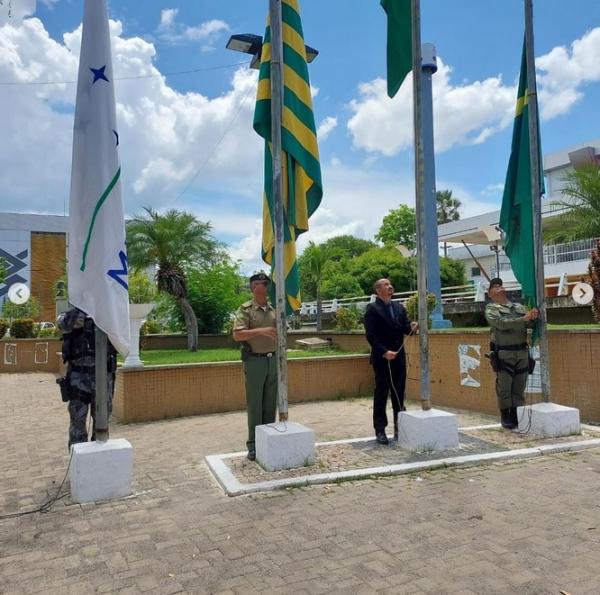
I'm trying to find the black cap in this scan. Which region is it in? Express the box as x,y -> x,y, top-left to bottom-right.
489,277 -> 503,289
249,272 -> 270,284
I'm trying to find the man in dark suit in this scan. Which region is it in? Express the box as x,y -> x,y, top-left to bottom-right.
364,278 -> 418,444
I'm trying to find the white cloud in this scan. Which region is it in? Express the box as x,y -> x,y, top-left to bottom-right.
347,61 -> 515,156
0,15 -> 263,219
317,116 -> 337,141
481,183 -> 505,197
348,27 -> 600,157
155,9 -> 228,51
537,27 -> 600,119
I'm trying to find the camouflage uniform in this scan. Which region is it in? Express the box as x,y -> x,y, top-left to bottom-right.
484,301 -> 535,411
232,300 -> 277,452
57,309 -> 117,450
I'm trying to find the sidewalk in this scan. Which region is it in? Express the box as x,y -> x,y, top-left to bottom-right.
1,373 -> 600,594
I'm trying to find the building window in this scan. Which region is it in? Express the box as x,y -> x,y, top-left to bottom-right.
470,267 -> 481,277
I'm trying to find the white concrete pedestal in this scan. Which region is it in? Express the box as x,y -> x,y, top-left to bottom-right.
517,402 -> 580,437
255,422 -> 315,471
70,438 -> 133,504
397,409 -> 459,450
123,303 -> 154,368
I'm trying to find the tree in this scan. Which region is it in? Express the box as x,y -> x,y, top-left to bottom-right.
544,163 -> 600,244
0,257 -> 6,285
589,240 -> 600,323
375,205 -> 416,250
302,242 -> 327,330
126,207 -> 222,351
2,295 -> 41,321
436,189 -> 462,257
318,235 -> 377,261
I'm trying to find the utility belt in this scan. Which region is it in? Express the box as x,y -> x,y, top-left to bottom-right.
495,343 -> 528,351
485,342 -> 535,376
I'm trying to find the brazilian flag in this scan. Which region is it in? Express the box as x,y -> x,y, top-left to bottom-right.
381,0 -> 412,98
254,0 -> 322,314
499,41 -> 544,310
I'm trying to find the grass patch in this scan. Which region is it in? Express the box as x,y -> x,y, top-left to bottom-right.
119,347 -> 365,366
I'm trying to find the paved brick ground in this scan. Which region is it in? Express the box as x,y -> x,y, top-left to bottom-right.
2,373 -> 600,594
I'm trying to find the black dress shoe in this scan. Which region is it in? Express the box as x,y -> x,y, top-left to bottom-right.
393,427 -> 399,442
247,450 -> 256,461
500,408 -> 516,430
510,407 -> 519,427
376,431 -> 389,445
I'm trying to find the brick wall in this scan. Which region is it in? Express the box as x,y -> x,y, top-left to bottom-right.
113,355 -> 374,423
30,232 -> 66,322
0,338 -> 62,373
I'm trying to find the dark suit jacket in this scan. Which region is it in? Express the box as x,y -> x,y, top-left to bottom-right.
364,298 -> 412,365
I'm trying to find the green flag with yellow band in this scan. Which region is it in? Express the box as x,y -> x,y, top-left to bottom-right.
499,41 -> 544,310
253,0 -> 323,314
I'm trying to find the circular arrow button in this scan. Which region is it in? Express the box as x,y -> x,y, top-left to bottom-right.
572,282 -> 594,305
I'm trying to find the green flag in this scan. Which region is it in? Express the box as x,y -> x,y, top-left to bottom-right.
499,41 -> 543,309
381,0 -> 412,98
253,0 -> 323,314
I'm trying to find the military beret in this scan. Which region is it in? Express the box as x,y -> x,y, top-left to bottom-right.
249,272 -> 270,284
488,277 -> 503,289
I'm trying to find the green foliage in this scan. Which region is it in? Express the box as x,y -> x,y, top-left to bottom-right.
2,295 -> 41,321
318,235 -> 377,260
375,205 -> 416,250
142,319 -> 162,334
405,292 -> 437,327
128,270 -> 156,304
351,247 -> 417,295
0,319 -> 7,339
589,240 -> 600,323
436,189 -> 462,224
37,327 -> 59,338
544,163 -> 600,243
439,257 -> 466,287
172,264 -> 250,334
53,258 -> 68,299
0,257 -> 6,285
334,306 -> 363,331
10,318 -> 36,338
321,267 -> 363,299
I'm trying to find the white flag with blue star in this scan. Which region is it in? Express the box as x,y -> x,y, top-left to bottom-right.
68,0 -> 130,356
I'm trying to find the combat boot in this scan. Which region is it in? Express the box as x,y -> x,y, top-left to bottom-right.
500,408 -> 516,429
510,407 -> 519,428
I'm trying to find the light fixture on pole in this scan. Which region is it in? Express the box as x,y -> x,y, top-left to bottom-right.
226,33 -> 318,70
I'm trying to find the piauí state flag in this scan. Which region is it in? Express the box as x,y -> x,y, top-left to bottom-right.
253,0 -> 323,314
68,0 -> 130,356
381,0 -> 412,98
499,41 -> 544,311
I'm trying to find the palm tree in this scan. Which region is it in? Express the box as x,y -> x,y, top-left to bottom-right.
126,207 -> 220,351
302,241 -> 326,331
436,189 -> 461,257
544,163 -> 600,244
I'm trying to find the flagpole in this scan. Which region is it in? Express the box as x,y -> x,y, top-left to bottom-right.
411,0 -> 431,410
524,0 -> 551,402
269,0 -> 289,421
95,328 -> 109,441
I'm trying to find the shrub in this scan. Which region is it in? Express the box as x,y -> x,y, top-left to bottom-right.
37,327 -> 59,338
128,270 -> 156,304
10,318 -> 36,338
405,292 -> 437,327
334,306 -> 363,331
0,319 -> 7,339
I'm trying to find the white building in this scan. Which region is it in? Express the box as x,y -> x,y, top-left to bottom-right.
439,138 -> 600,287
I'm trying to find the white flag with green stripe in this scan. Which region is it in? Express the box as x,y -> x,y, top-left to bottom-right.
68,0 -> 130,356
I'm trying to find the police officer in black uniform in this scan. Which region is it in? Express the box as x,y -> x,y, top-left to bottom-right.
57,308 -> 117,450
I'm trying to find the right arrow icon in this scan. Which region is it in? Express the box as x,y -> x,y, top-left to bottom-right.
572,282 -> 594,305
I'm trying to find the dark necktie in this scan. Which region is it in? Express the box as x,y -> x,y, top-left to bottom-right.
386,302 -> 395,322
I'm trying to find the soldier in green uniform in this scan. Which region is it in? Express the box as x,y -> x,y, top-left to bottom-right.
485,278 -> 539,429
233,273 -> 278,460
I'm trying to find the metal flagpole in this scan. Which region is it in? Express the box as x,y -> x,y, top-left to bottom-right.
411,0 -> 431,410
524,0 -> 552,402
94,327 -> 109,441
269,0 -> 289,421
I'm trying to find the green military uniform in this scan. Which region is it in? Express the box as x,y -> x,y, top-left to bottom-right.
233,299 -> 278,451
485,301 -> 535,411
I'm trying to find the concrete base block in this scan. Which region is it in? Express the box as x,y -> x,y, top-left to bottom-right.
397,408 -> 459,450
518,402 -> 580,437
70,438 -> 133,504
255,422 -> 315,471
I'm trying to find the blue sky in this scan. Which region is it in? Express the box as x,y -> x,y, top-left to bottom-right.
1,0 -> 600,271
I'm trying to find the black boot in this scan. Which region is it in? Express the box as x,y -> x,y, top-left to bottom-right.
510,407 -> 519,428
500,408 -> 516,429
